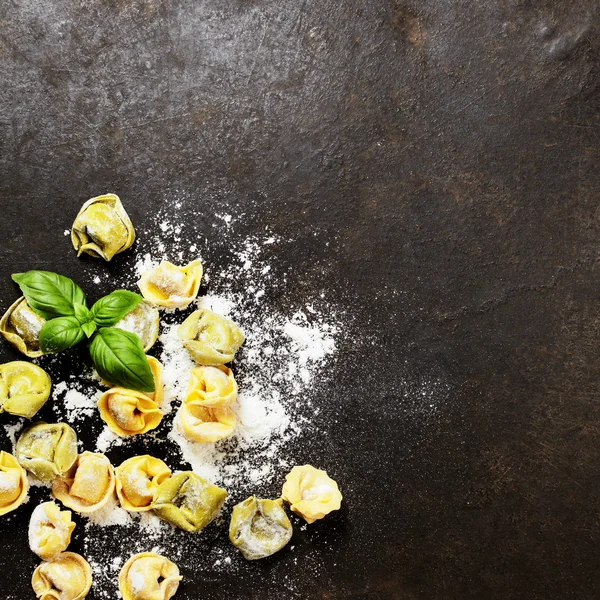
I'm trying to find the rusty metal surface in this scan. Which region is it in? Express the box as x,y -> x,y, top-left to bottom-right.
0,1 -> 599,598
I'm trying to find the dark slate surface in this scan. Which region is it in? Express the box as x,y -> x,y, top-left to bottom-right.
1,1 -> 599,599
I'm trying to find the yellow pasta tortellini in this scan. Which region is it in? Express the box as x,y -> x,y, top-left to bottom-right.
0,361 -> 51,419
138,259 -> 203,308
178,403 -> 236,444
281,465 -> 342,524
52,451 -> 115,513
116,455 -> 171,512
0,450 -> 28,516
71,193 -> 136,261
32,552 -> 92,600
152,471 -> 227,532
98,357 -> 163,436
115,300 -> 160,352
184,365 -> 237,408
29,501 -> 76,560
178,309 -> 244,365
119,552 -> 182,600
16,422 -> 78,482
229,496 -> 293,560
0,296 -> 45,357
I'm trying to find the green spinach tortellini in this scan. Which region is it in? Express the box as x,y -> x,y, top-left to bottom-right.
178,309 -> 244,365
0,361 -> 51,418
152,471 -> 227,532
71,193 -> 136,261
229,496 -> 293,560
0,296 -> 46,358
16,422 -> 78,482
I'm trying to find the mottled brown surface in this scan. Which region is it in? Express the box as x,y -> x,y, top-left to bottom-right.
1,0 -> 599,598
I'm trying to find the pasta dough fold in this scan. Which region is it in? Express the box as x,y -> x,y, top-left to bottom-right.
138,259 -> 202,308
116,455 -> 171,512
32,552 -> 92,600
0,451 -> 28,516
118,552 -> 182,600
29,501 -> 76,560
0,296 -> 46,358
0,361 -> 51,418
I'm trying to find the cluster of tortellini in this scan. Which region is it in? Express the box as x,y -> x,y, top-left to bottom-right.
28,502 -> 92,600
228,465 -> 343,561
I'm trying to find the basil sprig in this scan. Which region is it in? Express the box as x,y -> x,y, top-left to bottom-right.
12,270 -> 154,393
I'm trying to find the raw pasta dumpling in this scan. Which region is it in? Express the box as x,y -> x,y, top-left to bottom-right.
29,501 -> 76,560
138,259 -> 202,308
178,309 -> 244,365
16,422 -> 78,482
52,451 -> 115,513
115,300 -> 160,352
0,296 -> 45,357
178,403 -> 236,444
116,455 -> 171,512
184,365 -> 237,408
281,465 -> 342,524
32,552 -> 92,600
0,450 -> 28,516
0,361 -> 51,418
152,471 -> 227,532
229,496 -> 293,560
71,193 -> 136,261
98,357 -> 163,436
118,552 -> 182,600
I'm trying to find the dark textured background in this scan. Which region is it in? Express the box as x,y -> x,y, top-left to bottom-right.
1,1 -> 600,599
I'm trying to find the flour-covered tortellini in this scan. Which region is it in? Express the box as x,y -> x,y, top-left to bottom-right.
178,309 -> 244,365
98,389 -> 162,437
71,193 -> 136,261
115,300 -> 160,352
229,496 -> 293,560
16,422 -> 78,482
178,403 -> 236,444
52,451 -> 115,513
281,465 -> 342,524
119,552 -> 182,600
98,357 -> 163,436
0,361 -> 51,419
32,552 -> 92,600
184,365 -> 237,408
116,455 -> 171,512
0,451 -> 28,516
152,471 -> 227,532
29,501 -> 76,560
0,296 -> 46,358
138,259 -> 203,308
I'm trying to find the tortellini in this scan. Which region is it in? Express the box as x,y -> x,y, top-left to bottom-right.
32,552 -> 92,600
184,365 -> 237,408
0,451 -> 28,516
229,496 -> 293,560
119,552 -> 182,600
281,465 -> 342,524
97,357 -> 163,436
71,193 -> 136,261
116,455 -> 171,512
178,309 -> 244,365
115,300 -> 160,352
178,403 -> 236,444
152,471 -> 227,532
0,296 -> 45,357
29,501 -> 76,560
138,259 -> 203,308
16,422 -> 78,482
52,451 -> 115,513
0,361 -> 51,419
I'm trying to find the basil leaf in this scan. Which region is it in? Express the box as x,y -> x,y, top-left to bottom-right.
89,327 -> 155,392
12,271 -> 86,320
81,321 -> 97,338
91,290 -> 143,328
39,317 -> 85,353
74,303 -> 92,324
